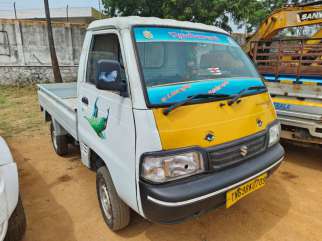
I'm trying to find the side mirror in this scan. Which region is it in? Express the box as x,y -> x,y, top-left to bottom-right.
96,59 -> 128,96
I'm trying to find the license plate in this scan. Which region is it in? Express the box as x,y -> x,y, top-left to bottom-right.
226,173 -> 267,208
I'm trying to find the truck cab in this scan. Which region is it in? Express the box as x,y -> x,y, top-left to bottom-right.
38,17 -> 284,231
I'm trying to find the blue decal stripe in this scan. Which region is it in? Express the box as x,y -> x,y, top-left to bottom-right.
147,78 -> 264,105
263,75 -> 322,85
133,27 -> 238,46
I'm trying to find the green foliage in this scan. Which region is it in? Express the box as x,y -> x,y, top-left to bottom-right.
102,0 -> 233,31
101,0 -> 306,32
0,95 -> 7,105
103,0 -> 165,17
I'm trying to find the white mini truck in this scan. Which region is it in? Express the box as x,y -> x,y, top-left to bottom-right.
38,17 -> 284,231
0,137 -> 26,241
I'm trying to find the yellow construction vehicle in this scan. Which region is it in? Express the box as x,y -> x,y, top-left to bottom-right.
247,1 -> 322,145
245,1 -> 322,53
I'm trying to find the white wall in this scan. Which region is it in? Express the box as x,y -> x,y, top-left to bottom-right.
0,19 -> 86,85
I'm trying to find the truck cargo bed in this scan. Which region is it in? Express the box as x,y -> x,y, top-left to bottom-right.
37,82 -> 78,140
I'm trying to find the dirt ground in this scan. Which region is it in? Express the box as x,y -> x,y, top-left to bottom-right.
5,134 -> 321,241
2,86 -> 322,241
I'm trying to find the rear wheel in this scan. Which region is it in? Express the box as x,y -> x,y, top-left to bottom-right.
50,122 -> 68,156
96,166 -> 130,231
4,197 -> 26,241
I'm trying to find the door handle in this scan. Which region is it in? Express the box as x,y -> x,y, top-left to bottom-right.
81,97 -> 89,105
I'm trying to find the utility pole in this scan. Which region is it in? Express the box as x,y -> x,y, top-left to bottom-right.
44,0 -> 62,83
66,4 -> 69,22
13,2 -> 17,19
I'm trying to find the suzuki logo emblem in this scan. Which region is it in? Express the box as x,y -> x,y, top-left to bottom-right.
205,132 -> 215,142
240,145 -> 248,157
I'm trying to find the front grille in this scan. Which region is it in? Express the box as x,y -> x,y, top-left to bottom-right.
207,131 -> 267,171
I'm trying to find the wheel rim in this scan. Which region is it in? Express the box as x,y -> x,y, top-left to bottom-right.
99,179 -> 112,221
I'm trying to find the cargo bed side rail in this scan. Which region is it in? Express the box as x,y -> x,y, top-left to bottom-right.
37,83 -> 78,140
250,37 -> 322,83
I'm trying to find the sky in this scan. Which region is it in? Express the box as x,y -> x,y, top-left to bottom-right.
0,0 -> 101,11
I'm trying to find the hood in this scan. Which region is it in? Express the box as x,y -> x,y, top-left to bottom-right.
152,92 -> 276,150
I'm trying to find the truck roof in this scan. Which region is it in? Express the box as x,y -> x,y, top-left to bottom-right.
87,16 -> 228,34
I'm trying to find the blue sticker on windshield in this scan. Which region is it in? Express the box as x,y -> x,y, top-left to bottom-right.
134,27 -> 238,46
147,78 -> 265,105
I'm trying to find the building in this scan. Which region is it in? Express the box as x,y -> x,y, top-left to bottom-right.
0,7 -> 106,24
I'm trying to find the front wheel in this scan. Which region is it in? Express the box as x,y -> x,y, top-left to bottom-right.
96,166 -> 130,231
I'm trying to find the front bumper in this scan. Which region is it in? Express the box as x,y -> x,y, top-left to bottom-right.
276,110 -> 322,144
139,144 -> 284,223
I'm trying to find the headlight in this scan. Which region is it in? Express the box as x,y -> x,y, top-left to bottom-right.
141,151 -> 204,183
268,122 -> 281,147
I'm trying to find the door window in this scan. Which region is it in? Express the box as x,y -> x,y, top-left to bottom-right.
86,33 -> 126,85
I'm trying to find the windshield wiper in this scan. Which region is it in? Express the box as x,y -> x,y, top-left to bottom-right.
163,93 -> 231,115
227,86 -> 267,106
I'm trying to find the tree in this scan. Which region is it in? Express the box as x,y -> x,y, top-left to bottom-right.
229,0 -> 311,33
162,0 -> 231,29
101,0 -> 305,32
103,0 -> 165,17
102,0 -> 233,30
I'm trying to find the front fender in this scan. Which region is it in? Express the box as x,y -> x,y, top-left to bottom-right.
0,137 -> 14,166
0,137 -> 19,224
0,163 -> 19,226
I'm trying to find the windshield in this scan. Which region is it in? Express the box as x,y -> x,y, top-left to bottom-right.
133,26 -> 264,106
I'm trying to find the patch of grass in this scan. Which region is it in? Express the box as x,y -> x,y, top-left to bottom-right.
0,85 -> 48,138
0,95 -> 6,105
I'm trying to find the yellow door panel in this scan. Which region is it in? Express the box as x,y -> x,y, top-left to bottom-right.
153,93 -> 276,150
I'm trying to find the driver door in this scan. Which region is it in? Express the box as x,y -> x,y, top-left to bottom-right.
77,30 -> 137,209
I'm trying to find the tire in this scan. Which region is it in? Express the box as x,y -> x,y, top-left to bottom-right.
96,166 -> 130,231
50,122 -> 68,156
4,197 -> 26,241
